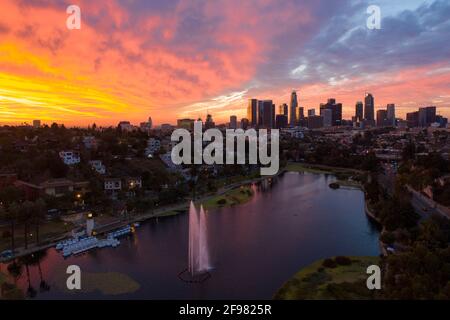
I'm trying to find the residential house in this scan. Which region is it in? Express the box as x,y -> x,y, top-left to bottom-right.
59,151 -> 81,165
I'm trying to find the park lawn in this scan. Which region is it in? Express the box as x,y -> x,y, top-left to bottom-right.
200,186 -> 254,210
286,163 -> 363,176
214,173 -> 260,189
0,220 -> 74,252
274,256 -> 380,300
155,209 -> 185,218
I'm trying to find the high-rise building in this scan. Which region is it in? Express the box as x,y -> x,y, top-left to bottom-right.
322,109 -> 333,127
307,116 -> 324,129
298,107 -> 304,120
435,115 -> 448,128
376,109 -> 388,127
229,115 -> 238,129
259,100 -> 274,128
240,118 -> 249,130
307,109 -> 315,117
279,103 -> 288,116
148,117 -> 153,129
418,106 -> 436,127
386,104 -> 395,126
275,115 -> 288,129
320,98 -> 342,126
247,99 -> 258,126
290,91 -> 298,126
33,120 -> 41,128
205,114 -> 215,129
406,111 -> 419,128
364,93 -> 375,123
355,102 -> 363,122
272,103 -> 276,128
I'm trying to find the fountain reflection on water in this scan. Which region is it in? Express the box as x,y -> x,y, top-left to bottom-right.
180,201 -> 211,282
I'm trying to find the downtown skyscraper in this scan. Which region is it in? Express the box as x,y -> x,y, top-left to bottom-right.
290,91 -> 298,126
355,101 -> 363,122
247,99 -> 258,126
364,93 -> 375,125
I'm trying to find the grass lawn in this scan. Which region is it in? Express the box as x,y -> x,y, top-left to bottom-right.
154,209 -> 186,217
199,186 -> 254,210
286,163 -> 363,175
274,256 -> 380,300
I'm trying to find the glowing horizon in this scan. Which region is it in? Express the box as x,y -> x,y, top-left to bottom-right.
0,0 -> 449,127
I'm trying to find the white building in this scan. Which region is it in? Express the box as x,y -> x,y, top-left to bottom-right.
59,151 -> 80,165
89,160 -> 106,175
104,178 -> 122,191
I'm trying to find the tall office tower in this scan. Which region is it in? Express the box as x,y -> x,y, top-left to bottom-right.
298,107 -> 304,120
290,91 -> 298,126
275,115 -> 288,129
407,111 -> 419,128
307,109 -> 315,117
272,103 -> 276,128
259,100 -> 274,128
279,103 -> 288,116
364,93 -> 375,123
419,106 -> 437,127
240,118 -> 249,130
307,116 -> 324,129
205,114 -> 215,129
148,117 -> 153,129
322,108 -> 333,127
320,98 -> 343,126
229,115 -> 238,129
386,104 -> 395,126
247,99 -> 258,126
258,100 -> 263,126
376,109 -> 388,127
355,102 -> 364,122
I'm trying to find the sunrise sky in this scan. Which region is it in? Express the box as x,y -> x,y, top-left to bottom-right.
0,0 -> 449,126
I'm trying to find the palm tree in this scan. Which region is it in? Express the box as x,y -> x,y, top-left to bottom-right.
19,256 -> 36,298
6,203 -> 20,253
33,199 -> 47,245
7,260 -> 23,285
28,251 -> 50,292
18,201 -> 34,250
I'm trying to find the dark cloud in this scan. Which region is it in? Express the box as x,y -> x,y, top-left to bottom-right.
287,0 -> 450,86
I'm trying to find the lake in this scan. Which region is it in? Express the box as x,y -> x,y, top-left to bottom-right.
0,172 -> 380,299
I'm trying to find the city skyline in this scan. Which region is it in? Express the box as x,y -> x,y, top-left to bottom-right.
0,0 -> 450,126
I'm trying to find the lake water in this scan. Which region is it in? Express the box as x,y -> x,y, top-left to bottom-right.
0,172 -> 380,299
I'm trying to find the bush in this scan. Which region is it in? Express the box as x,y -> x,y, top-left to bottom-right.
217,198 -> 227,205
335,256 -> 352,266
322,258 -> 337,268
380,231 -> 395,245
1,230 -> 11,239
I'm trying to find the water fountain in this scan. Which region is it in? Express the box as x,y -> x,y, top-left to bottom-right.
179,202 -> 211,283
